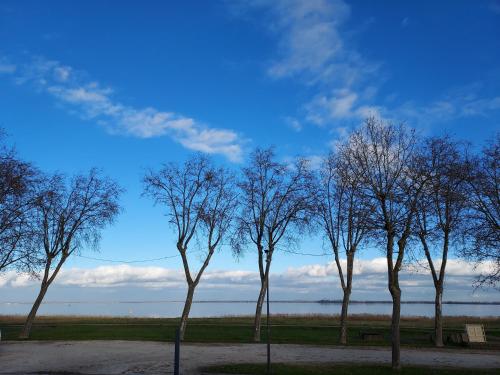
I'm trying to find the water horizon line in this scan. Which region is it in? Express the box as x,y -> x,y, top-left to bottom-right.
1,299 -> 499,305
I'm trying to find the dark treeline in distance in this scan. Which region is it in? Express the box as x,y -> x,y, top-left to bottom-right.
316,300 -> 500,305
0,118 -> 498,371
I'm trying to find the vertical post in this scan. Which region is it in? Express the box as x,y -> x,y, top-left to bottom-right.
174,327 -> 180,375
265,250 -> 271,375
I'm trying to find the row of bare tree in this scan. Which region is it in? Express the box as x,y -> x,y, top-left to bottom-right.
1,119 -> 498,370
318,119 -> 498,368
318,118 -> 498,369
142,118 -> 498,370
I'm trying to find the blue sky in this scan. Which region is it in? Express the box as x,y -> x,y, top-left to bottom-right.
0,0 -> 499,305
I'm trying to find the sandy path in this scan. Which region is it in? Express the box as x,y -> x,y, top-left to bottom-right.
0,341 -> 499,374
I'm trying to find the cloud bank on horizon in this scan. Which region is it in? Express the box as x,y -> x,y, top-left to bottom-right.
1,258 -> 496,301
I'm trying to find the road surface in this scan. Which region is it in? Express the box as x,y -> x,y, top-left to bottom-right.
1,341 -> 499,374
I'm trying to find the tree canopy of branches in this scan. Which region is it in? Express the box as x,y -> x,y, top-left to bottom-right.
0,137 -> 39,273
346,118 -> 426,370
19,169 -> 122,338
234,148 -> 316,342
415,136 -> 470,347
317,150 -> 372,344
462,134 -> 500,288
144,154 -> 238,340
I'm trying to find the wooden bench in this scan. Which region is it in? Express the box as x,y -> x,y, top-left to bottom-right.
447,324 -> 487,346
465,324 -> 487,343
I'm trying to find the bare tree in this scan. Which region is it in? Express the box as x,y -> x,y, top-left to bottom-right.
415,136 -> 470,347
19,169 -> 122,338
144,155 -> 237,340
462,133 -> 499,287
317,150 -> 372,345
0,137 -> 39,273
234,148 -> 315,342
346,118 -> 426,370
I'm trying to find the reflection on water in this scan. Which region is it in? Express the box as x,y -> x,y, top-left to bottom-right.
1,301 -> 498,318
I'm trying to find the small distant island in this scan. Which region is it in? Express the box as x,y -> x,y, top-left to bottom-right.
316,300 -> 500,305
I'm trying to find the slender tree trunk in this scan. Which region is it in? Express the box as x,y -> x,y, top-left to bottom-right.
390,279 -> 402,371
339,287 -> 351,345
339,253 -> 354,345
19,282 -> 49,338
178,243 -> 215,341
434,229 -> 448,347
420,234 -> 446,348
386,231 -> 402,371
179,283 -> 196,340
19,255 -> 66,339
253,278 -> 267,342
434,284 -> 444,347
254,246 -> 272,343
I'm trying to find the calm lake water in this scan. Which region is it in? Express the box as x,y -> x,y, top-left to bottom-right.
1,301 -> 498,317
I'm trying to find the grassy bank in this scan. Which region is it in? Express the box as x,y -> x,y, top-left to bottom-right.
202,363 -> 500,375
1,315 -> 499,349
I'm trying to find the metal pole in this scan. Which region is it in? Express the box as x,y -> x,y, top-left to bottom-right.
174,327 -> 180,375
266,250 -> 271,375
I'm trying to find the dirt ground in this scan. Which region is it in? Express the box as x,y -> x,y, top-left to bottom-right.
1,341 -> 499,375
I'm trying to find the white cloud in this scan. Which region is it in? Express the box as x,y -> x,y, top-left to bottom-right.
306,89 -> 358,124
304,154 -> 323,170
242,0 -> 370,89
176,127 -> 244,163
1,258 -> 493,293
305,89 -> 383,125
63,265 -> 184,288
0,63 -> 16,74
232,2 -> 500,138
391,84 -> 500,128
53,66 -> 71,82
3,257 -> 498,303
305,82 -> 500,131
266,0 -> 349,80
0,271 -> 32,287
0,57 -> 16,74
6,56 -> 244,162
232,0 -> 381,136
285,116 -> 303,132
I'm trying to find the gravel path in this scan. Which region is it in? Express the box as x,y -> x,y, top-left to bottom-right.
0,341 -> 499,374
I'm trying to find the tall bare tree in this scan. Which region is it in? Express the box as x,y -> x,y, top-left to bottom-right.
19,169 -> 122,338
415,136 -> 470,347
0,136 -> 39,273
234,148 -> 315,342
461,133 -> 499,287
346,118 -> 426,370
317,150 -> 372,345
144,155 -> 237,340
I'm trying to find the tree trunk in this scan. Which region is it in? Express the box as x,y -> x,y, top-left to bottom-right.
253,278 -> 267,342
179,283 -> 195,341
19,256 -> 66,339
339,287 -> 351,345
390,280 -> 402,371
19,283 -> 49,338
339,253 -> 354,345
434,285 -> 444,347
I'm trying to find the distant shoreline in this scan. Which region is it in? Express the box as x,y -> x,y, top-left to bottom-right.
1,300 -> 499,305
